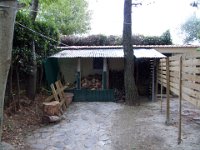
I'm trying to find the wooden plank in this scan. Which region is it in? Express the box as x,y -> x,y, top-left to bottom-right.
158,69 -> 166,73
170,81 -> 179,90
158,74 -> 167,80
170,66 -> 180,72
170,77 -> 180,84
158,66 -> 167,70
169,60 -> 180,66
182,93 -> 198,106
182,81 -> 200,91
50,84 -> 59,101
169,56 -> 181,61
182,66 -> 200,74
182,87 -> 200,99
170,86 -> 179,95
182,59 -> 200,66
55,81 -> 67,111
160,59 -> 166,63
58,80 -> 69,107
182,73 -> 200,82
170,71 -> 179,78
45,95 -> 54,102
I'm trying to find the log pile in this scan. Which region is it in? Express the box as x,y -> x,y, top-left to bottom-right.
81,74 -> 102,90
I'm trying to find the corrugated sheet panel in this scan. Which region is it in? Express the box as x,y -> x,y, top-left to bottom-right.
58,45 -> 200,49
134,49 -> 166,58
51,49 -> 166,58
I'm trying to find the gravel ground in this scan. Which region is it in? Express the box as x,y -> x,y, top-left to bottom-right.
22,97 -> 200,150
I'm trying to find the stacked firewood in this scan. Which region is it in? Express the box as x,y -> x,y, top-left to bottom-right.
81,74 -> 102,90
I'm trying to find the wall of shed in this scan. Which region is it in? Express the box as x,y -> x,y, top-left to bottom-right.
58,58 -> 124,84
109,58 -> 124,70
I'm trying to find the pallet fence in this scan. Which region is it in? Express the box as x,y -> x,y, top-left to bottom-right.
157,52 -> 200,144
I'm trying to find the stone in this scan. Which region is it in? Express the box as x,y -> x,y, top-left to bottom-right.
1,142 -> 15,150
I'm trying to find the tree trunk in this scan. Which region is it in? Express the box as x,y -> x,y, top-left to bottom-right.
30,0 -> 39,21
16,64 -> 20,108
6,65 -> 14,107
27,0 -> 39,100
0,0 -> 17,142
27,41 -> 37,100
123,0 -> 139,105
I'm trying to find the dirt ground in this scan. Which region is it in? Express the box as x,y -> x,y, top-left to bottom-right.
111,97 -> 200,150
2,96 -> 200,150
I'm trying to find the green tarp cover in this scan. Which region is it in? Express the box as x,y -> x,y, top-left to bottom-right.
43,58 -> 59,85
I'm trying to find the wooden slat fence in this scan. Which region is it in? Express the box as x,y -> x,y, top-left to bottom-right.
158,53 -> 200,107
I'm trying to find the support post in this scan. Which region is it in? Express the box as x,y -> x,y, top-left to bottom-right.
178,56 -> 182,144
166,57 -> 170,125
76,58 -> 81,89
102,58 -> 107,89
155,59 -> 158,102
160,60 -> 163,112
152,59 -> 155,101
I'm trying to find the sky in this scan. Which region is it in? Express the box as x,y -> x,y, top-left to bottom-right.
87,0 -> 199,44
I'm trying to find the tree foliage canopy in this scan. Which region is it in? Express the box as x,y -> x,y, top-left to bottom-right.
181,14 -> 200,43
19,0 -> 90,35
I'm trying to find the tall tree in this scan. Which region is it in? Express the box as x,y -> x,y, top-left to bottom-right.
27,0 -> 39,100
0,0 -> 17,142
123,0 -> 139,105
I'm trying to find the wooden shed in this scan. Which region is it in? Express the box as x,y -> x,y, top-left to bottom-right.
44,45 -> 198,102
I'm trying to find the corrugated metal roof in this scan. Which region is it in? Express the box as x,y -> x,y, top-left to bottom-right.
58,45 -> 200,50
51,48 -> 166,58
134,49 -> 166,58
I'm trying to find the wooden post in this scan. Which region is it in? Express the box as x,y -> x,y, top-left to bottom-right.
160,60 -> 163,112
166,57 -> 170,125
102,58 -> 107,89
155,59 -> 158,102
152,59 -> 155,101
178,56 -> 182,144
77,58 -> 81,89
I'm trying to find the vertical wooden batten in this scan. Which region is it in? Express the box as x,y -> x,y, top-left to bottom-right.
102,58 -> 107,89
77,58 -> 81,89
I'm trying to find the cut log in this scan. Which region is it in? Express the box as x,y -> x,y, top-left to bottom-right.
65,93 -> 74,106
42,115 -> 62,123
43,101 -> 60,116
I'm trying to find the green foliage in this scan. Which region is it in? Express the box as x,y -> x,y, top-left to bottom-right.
61,31 -> 172,46
13,12 -> 59,73
19,0 -> 90,35
181,15 -> 200,43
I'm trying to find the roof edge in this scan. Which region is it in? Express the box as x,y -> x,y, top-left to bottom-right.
58,45 -> 200,50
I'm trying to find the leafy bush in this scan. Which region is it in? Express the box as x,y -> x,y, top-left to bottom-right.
13,12 -> 60,72
61,30 -> 172,46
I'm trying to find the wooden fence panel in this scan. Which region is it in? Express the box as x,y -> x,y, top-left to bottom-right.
158,53 -> 200,107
